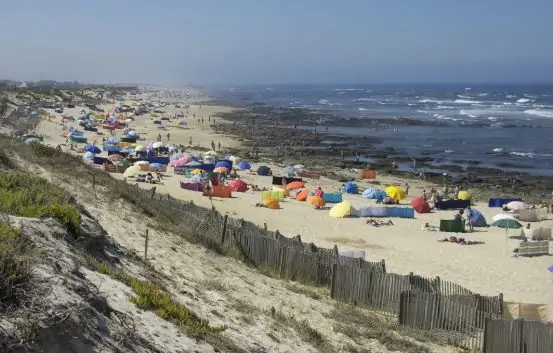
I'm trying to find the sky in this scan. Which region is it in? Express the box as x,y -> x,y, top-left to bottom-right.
1,0 -> 552,86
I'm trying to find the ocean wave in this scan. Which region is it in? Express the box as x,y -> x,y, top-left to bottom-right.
436,105 -> 456,109
516,98 -> 531,103
353,98 -> 373,102
505,94 -> 516,99
457,94 -> 473,99
492,148 -> 504,153
454,99 -> 482,104
358,107 -> 368,111
525,109 -> 553,118
510,152 -> 534,158
419,99 -> 443,104
318,99 -> 330,105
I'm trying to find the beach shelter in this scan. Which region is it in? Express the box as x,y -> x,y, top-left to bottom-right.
191,169 -> 204,175
518,209 -> 540,222
170,159 -> 187,167
411,197 -> 431,214
386,186 -> 406,201
329,201 -> 354,218
458,190 -> 471,201
214,167 -> 228,174
238,160 -> 251,170
361,187 -> 387,200
467,208 -> 487,227
307,196 -> 326,208
215,161 -> 231,169
295,189 -> 310,201
344,181 -> 358,194
263,198 -> 280,209
257,166 -> 271,176
506,201 -> 528,210
123,165 -> 141,178
229,179 -> 248,192
286,181 -> 305,190
85,145 -> 101,154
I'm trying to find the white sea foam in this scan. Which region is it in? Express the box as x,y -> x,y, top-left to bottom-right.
457,94 -> 473,99
505,94 -> 516,99
493,148 -> 504,153
454,99 -> 482,104
358,107 -> 368,111
444,149 -> 454,153
436,105 -> 456,109
419,99 -> 443,104
318,99 -> 330,105
488,116 -> 499,121
525,109 -> 553,118
510,152 -> 535,158
516,98 -> 531,103
353,98 -> 373,102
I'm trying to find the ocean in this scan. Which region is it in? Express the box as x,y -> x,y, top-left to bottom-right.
209,84 -> 553,176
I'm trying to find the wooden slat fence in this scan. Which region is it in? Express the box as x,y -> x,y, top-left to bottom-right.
483,318 -> 553,353
398,291 -> 503,350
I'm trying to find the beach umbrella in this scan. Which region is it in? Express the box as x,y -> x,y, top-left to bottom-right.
150,163 -> 162,169
286,181 -> 305,190
190,169 -> 204,175
123,165 -> 141,178
329,201 -> 354,218
505,201 -> 528,210
83,151 -> 94,159
262,198 -> 280,209
134,144 -> 146,152
170,159 -> 186,167
24,137 -> 41,144
411,197 -> 431,214
85,145 -> 101,154
361,188 -> 387,200
295,189 -> 310,201
108,154 -> 123,161
185,160 -> 202,167
134,161 -> 149,166
491,215 -> 522,229
548,265 -> 553,273
458,190 -> 471,201
307,196 -> 326,208
152,141 -> 163,149
215,161 -> 231,169
214,167 -> 228,174
257,166 -> 271,176
386,186 -> 406,201
229,179 -> 248,192
238,160 -> 251,170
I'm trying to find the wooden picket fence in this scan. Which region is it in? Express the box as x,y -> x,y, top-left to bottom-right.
483,318 -> 553,353
112,183 -> 553,352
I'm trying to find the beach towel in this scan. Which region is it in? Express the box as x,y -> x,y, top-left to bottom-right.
439,220 -> 466,233
300,170 -> 321,179
322,193 -> 343,203
387,207 -> 415,219
488,198 -> 522,208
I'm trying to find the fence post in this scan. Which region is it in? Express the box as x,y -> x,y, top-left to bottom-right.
330,263 -> 338,299
380,259 -> 386,273
434,276 -> 441,293
398,291 -> 407,325
498,292 -> 504,317
150,187 -> 157,199
518,319 -> 524,353
263,222 -> 267,231
482,317 -> 489,353
220,215 -> 228,244
144,229 -> 149,260
92,173 -> 96,188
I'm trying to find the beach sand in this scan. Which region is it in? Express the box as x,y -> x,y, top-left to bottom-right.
34,89 -> 553,318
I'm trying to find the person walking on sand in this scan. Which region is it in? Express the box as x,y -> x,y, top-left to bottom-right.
166,133 -> 170,141
217,141 -> 221,151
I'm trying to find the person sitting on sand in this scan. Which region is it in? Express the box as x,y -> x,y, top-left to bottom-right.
155,171 -> 163,183
422,222 -> 437,231
146,173 -> 155,184
365,219 -> 394,227
454,210 -> 464,221
314,187 -> 324,198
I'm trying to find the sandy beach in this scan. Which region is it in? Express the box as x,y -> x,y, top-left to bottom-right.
34,88 -> 553,316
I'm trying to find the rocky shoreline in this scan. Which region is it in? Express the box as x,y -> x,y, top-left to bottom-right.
211,105 -> 553,202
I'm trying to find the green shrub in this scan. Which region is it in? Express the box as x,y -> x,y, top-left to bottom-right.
93,260 -> 225,336
0,171 -> 81,230
0,222 -> 34,308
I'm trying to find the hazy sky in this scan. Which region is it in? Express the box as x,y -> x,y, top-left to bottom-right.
1,0 -> 552,85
